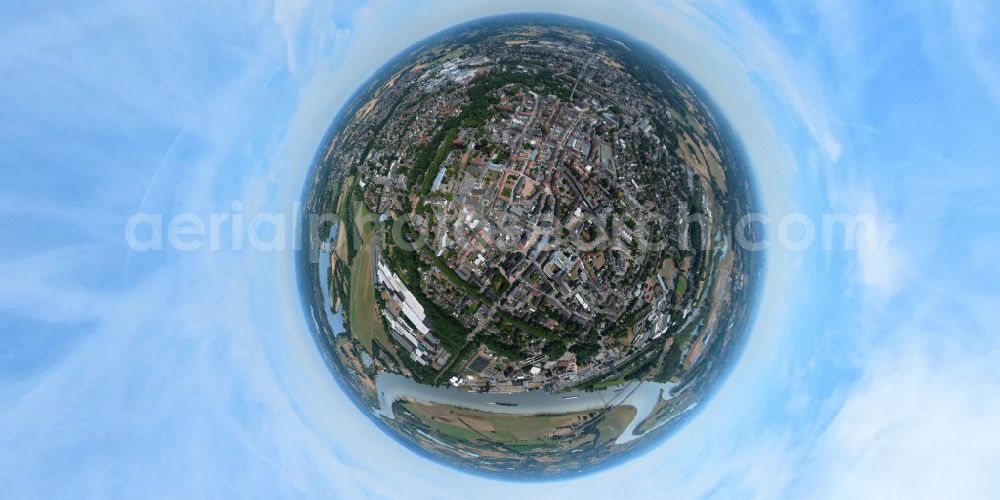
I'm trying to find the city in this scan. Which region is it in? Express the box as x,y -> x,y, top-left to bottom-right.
302,18 -> 763,476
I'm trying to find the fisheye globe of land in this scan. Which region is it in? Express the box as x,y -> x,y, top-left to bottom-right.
302,15 -> 763,478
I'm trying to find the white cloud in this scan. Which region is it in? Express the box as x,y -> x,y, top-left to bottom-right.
3,0 -> 999,498
950,0 -> 1000,110
854,203 -> 904,302
0,0 -> 813,496
793,323 -> 1000,499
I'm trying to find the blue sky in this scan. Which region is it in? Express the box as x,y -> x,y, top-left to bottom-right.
1,0 -> 998,498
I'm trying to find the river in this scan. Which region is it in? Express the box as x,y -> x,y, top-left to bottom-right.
374,372 -> 676,444
318,222 -> 344,335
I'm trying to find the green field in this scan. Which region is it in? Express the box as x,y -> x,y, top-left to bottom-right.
400,400 -> 637,449
674,274 -> 688,299
348,200 -> 391,356
595,406 -> 637,444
